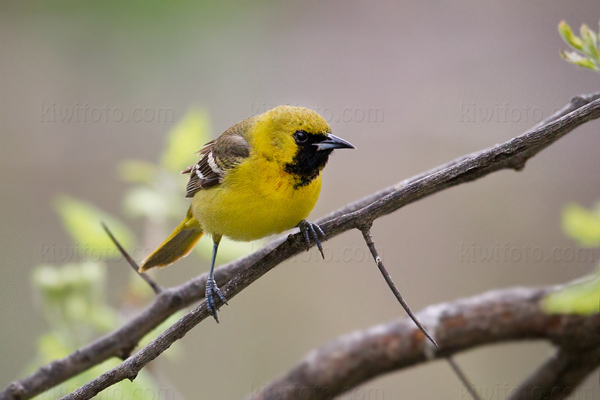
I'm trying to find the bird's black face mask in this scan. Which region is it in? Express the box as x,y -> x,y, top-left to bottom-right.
285,131 -> 355,188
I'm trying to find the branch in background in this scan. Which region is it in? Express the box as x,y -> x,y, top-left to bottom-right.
246,286 -> 600,400
508,347 -> 600,400
2,92 -> 600,400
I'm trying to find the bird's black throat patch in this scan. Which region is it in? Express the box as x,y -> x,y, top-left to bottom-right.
285,138 -> 332,188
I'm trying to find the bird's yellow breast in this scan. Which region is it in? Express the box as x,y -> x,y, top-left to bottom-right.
190,155 -> 321,241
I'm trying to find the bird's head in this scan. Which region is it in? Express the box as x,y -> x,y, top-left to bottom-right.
251,106 -> 355,187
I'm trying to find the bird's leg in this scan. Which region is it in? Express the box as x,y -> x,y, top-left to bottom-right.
297,220 -> 325,259
206,234 -> 227,322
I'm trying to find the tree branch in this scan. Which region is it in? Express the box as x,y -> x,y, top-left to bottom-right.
2,92 -> 599,400
508,347 -> 600,400
246,286 -> 600,400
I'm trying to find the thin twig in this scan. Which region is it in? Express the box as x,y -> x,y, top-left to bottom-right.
360,226 -> 483,400
359,226 -> 438,347
446,357 -> 482,400
101,222 -> 162,295
2,92 -> 600,400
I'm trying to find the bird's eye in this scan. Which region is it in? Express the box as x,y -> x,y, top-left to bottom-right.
294,130 -> 308,144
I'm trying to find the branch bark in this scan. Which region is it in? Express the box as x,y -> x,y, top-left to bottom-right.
246,286 -> 600,400
2,93 -> 599,400
508,347 -> 600,400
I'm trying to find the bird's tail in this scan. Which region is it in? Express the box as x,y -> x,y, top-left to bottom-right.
139,207 -> 203,272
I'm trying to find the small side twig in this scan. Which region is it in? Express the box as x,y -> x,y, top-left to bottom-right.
446,356 -> 482,400
101,222 -> 162,295
360,226 -> 482,400
360,226 -> 438,347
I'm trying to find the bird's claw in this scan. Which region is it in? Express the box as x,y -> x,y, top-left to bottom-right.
297,220 -> 326,259
205,277 -> 228,323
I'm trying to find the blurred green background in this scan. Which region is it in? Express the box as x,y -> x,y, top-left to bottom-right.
1,1 -> 599,399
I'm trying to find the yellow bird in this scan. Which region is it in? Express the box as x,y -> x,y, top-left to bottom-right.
139,106 -> 355,321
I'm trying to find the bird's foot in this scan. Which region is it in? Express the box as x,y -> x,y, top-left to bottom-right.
297,220 -> 326,259
205,277 -> 228,323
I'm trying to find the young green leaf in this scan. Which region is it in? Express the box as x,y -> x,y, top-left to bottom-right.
558,20 -> 600,72
562,203 -> 600,247
560,51 -> 596,70
580,24 -> 600,64
558,21 -> 583,50
542,271 -> 600,316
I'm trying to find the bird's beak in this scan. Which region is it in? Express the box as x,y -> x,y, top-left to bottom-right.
315,133 -> 356,151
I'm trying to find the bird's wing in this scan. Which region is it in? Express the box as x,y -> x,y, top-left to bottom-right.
182,129 -> 251,198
